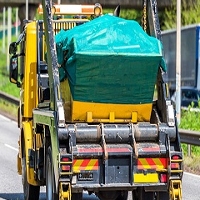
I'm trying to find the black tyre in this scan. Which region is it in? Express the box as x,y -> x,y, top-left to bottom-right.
46,147 -> 58,200
96,191 -> 120,200
132,188 -> 155,200
116,191 -> 128,200
156,191 -> 170,200
72,192 -> 83,200
22,155 -> 40,200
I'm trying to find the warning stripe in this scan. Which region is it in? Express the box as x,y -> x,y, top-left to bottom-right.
137,158 -> 167,170
73,159 -> 99,171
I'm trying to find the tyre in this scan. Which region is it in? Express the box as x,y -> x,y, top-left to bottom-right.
132,188 -> 155,200
96,191 -> 120,200
22,155 -> 40,200
46,147 -> 58,200
116,191 -> 128,200
71,192 -> 83,200
156,191 -> 169,200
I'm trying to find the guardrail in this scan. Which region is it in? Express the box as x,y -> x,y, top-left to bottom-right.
0,91 -> 19,105
1,91 -> 200,146
179,129 -> 200,146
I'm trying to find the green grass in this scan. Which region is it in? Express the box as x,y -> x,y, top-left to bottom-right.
0,99 -> 18,120
0,37 -> 20,98
179,107 -> 200,174
0,37 -> 19,120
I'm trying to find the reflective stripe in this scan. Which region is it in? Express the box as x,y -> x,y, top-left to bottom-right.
73,159 -> 99,171
137,158 -> 167,170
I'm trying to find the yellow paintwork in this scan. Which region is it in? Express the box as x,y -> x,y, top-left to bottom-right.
170,180 -> 182,200
23,22 -> 38,118
17,22 -> 39,185
134,173 -> 159,183
60,79 -> 72,121
59,182 -> 71,200
71,101 -> 152,122
22,121 -> 38,186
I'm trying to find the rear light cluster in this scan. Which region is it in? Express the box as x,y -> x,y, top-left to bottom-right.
171,155 -> 181,170
160,173 -> 167,183
159,155 -> 182,183
61,157 -> 71,172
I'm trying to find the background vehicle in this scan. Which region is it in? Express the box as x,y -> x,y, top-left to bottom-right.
170,86 -> 200,108
8,0 -> 183,199
162,24 -> 200,90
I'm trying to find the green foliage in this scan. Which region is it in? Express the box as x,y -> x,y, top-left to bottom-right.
0,36 -> 19,98
179,106 -> 200,157
0,53 -> 19,98
179,106 -> 200,131
104,8 -> 142,24
162,0 -> 200,30
1,2 -> 200,32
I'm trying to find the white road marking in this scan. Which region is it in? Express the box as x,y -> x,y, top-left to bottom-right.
184,171 -> 200,178
0,114 -> 17,124
0,114 -> 10,121
4,143 -> 18,151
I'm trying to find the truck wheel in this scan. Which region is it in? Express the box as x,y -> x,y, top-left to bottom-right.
132,188 -> 155,200
71,192 -> 82,200
116,191 -> 128,200
96,191 -> 120,200
46,147 -> 58,200
22,156 -> 40,200
156,192 -> 169,200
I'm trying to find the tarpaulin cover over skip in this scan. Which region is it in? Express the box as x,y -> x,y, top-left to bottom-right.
55,14 -> 166,104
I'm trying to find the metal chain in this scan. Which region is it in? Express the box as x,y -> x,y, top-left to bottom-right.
143,0 -> 147,32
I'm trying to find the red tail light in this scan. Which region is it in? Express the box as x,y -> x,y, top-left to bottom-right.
62,157 -> 69,162
62,165 -> 71,171
171,155 -> 180,170
160,173 -> 167,183
61,157 -> 71,171
172,155 -> 179,160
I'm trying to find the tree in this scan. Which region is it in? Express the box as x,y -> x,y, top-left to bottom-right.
162,0 -> 200,30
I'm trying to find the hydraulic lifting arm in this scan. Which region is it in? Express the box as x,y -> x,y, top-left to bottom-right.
42,0 -> 65,127
143,0 -> 162,40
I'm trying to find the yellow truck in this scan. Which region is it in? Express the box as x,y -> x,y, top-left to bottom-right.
9,0 -> 183,199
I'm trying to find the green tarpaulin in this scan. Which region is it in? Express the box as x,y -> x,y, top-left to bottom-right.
55,15 -> 166,104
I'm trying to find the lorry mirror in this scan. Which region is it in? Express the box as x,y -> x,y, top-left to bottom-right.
9,55 -> 19,86
9,31 -> 25,55
9,42 -> 17,55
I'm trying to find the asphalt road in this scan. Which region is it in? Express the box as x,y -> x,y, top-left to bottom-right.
0,114 -> 199,200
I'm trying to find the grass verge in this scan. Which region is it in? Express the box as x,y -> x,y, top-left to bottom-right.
0,99 -> 18,121
183,155 -> 200,175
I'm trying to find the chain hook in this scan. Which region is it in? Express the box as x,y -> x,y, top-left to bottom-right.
143,0 -> 147,32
